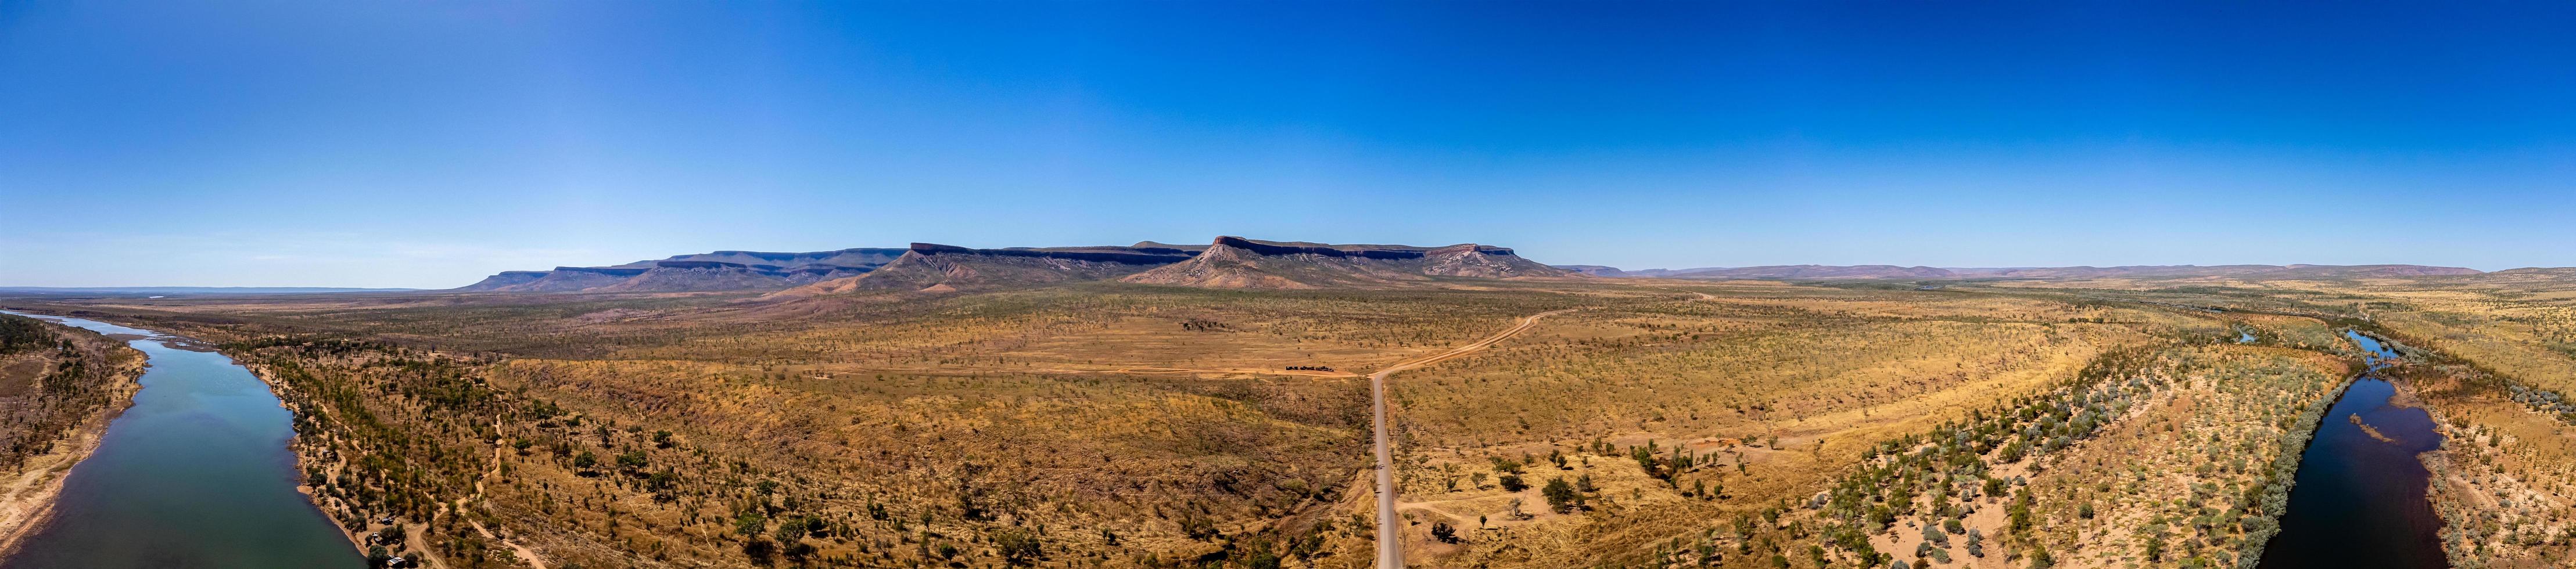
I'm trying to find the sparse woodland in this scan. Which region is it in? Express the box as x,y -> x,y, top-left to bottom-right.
0,315 -> 142,477
12,271 -> 2576,568
0,314 -> 145,548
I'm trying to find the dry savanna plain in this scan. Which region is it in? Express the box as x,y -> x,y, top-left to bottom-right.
6,270 -> 2576,569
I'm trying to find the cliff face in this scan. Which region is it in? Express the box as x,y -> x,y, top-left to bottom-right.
774,243 -> 1201,296
1121,236 -> 1573,289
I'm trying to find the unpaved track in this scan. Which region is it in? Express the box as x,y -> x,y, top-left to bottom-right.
1372,309 -> 1574,568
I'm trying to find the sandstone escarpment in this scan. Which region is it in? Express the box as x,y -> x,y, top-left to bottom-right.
453,247 -> 903,293
1121,236 -> 1572,289
775,243 -> 1200,296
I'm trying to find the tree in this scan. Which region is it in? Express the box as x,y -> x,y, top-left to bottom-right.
616,449 -> 649,471
1498,474 -> 1528,492
2007,489 -> 2035,532
1430,521 -> 1459,543
774,516 -> 812,542
994,529 -> 1042,566
1542,477 -> 1580,512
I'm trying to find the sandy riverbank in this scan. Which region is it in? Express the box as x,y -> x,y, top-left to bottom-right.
0,351 -> 145,556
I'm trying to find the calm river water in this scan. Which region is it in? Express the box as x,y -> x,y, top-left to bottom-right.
0,311 -> 361,568
2258,330 -> 2447,569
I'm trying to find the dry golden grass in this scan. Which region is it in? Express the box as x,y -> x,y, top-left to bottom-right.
20,269 -> 2576,568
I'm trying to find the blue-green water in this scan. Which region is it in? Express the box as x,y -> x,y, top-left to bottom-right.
0,311 -> 361,568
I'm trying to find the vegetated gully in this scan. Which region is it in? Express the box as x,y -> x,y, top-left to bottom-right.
0,311 -> 360,568
2258,330 -> 2446,569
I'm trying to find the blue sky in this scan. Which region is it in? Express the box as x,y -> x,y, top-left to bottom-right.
3,1 -> 2573,287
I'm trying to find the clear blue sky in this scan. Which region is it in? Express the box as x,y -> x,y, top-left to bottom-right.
4,1 -> 2573,287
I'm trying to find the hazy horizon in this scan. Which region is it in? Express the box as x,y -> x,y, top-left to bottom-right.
7,1 -> 2574,287
0,251 -> 2543,290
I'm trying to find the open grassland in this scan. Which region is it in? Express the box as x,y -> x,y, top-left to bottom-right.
1369,284 -> 2280,567
2008,345 -> 2349,569
3,284 -> 1603,568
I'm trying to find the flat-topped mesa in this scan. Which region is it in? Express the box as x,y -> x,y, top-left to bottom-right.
499,266 -> 653,292
455,270 -> 554,291
650,261 -> 758,271
1419,243 -> 1563,279
1210,236 -> 1430,260
1121,236 -> 1573,289
1552,265 -> 1629,278
774,242 -> 1203,296
908,242 -> 1200,265
453,247 -> 905,293
620,247 -> 910,269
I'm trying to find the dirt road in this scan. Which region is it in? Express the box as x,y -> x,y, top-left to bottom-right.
1371,309 -> 1574,568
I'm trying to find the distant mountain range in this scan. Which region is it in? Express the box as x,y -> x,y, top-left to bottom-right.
450,239 -> 2507,296
773,242 -> 1209,296
0,286 -> 421,294
457,237 -> 1581,295
769,237 -> 1573,296
1554,264 -> 2485,280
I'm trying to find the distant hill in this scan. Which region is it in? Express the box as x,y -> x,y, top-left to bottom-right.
1122,236 -> 1572,289
455,247 -> 907,293
771,242 -> 1204,296
1570,264 -> 2484,280
0,286 -> 418,295
1551,265 -> 1628,278
1638,265 -> 1958,279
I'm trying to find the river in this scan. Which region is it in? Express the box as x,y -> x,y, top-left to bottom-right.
0,311 -> 361,568
2257,330 -> 2448,569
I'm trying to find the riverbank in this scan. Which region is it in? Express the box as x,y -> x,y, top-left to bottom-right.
0,318 -> 147,557
2238,369 -> 2357,569
2252,330 -> 2451,569
0,313 -> 366,568
2391,361 -> 2576,566
231,355 -> 451,569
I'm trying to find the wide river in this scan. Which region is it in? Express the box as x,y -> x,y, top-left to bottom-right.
0,311 -> 361,568
2258,330 -> 2448,569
